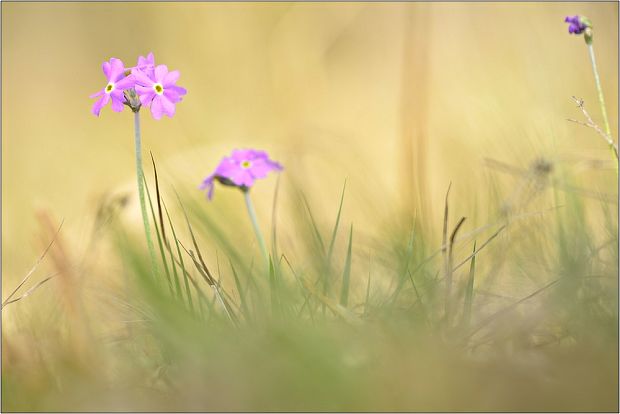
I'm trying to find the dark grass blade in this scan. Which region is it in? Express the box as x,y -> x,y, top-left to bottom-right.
445,216 -> 466,324
462,241 -> 477,328
162,200 -> 194,312
183,196 -> 248,274
327,179 -> 347,265
142,174 -> 174,294
150,153 -> 183,298
453,225 -> 506,271
173,190 -> 239,324
300,192 -> 326,254
339,224 -> 353,308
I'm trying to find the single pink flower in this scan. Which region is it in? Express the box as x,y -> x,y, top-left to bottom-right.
200,149 -> 283,200
90,58 -> 135,116
132,64 -> 187,120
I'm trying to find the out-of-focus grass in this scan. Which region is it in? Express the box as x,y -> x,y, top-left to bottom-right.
2,2 -> 618,412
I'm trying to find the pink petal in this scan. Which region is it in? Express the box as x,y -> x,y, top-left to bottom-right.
102,61 -> 111,79
229,169 -> 255,187
138,89 -> 156,106
115,75 -> 135,90
131,68 -> 155,86
171,85 -> 187,97
160,95 -> 176,117
109,58 -> 126,81
110,94 -> 125,112
91,94 -> 110,116
231,149 -> 255,162
150,96 -> 164,120
163,89 -> 182,103
162,70 -> 180,87
154,65 -> 168,83
90,89 -> 104,99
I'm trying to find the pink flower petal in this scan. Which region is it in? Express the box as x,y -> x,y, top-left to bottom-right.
162,70 -> 180,87
115,75 -> 135,90
90,89 -> 104,99
92,94 -> 110,116
163,89 -> 182,103
132,68 -> 155,86
110,94 -> 125,112
171,85 -> 187,97
160,95 -> 176,117
108,58 -> 126,82
151,96 -> 164,120
102,61 -> 111,79
154,65 -> 168,83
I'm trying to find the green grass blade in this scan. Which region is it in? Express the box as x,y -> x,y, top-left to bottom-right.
300,192 -> 325,254
162,200 -> 194,313
150,153 -> 183,298
339,224 -> 353,308
142,174 -> 173,294
462,240 -> 477,328
327,179 -> 347,265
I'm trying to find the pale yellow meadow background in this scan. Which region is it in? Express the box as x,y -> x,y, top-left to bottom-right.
2,2 -> 618,286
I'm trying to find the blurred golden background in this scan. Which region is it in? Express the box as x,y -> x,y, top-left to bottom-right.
2,2 -> 618,286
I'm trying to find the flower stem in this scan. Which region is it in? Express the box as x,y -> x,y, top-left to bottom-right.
587,43 -> 617,165
587,44 -> 611,137
133,111 -> 158,273
244,190 -> 269,265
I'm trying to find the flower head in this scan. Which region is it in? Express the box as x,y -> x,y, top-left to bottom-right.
132,64 -> 187,120
200,149 -> 283,199
90,58 -> 135,116
564,15 -> 593,44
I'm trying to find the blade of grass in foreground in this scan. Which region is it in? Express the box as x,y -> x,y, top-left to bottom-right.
462,241 -> 477,328
142,173 -> 174,295
150,153 -> 183,299
162,200 -> 194,313
327,179 -> 347,265
339,224 -> 353,308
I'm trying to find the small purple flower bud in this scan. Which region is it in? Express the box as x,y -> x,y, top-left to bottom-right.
564,15 -> 593,44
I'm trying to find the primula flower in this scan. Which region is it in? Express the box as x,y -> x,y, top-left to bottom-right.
564,15 -> 590,35
90,58 -> 135,116
132,64 -> 187,120
200,149 -> 283,199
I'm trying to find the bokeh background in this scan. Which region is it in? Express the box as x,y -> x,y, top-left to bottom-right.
2,2 -> 618,300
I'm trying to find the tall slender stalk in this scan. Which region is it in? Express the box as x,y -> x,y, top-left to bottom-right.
133,111 -> 158,272
587,43 -> 611,138
584,28 -> 617,167
244,190 -> 269,265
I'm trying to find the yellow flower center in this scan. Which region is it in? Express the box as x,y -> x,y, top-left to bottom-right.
241,161 -> 252,169
105,83 -> 115,93
153,83 -> 164,95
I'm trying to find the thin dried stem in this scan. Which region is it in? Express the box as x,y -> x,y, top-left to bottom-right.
568,96 -> 618,160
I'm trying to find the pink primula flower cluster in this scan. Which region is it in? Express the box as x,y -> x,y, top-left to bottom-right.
90,53 -> 187,120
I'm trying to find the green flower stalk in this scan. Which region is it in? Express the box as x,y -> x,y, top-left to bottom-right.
565,15 -> 617,164
244,190 -> 269,265
133,110 -> 158,273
